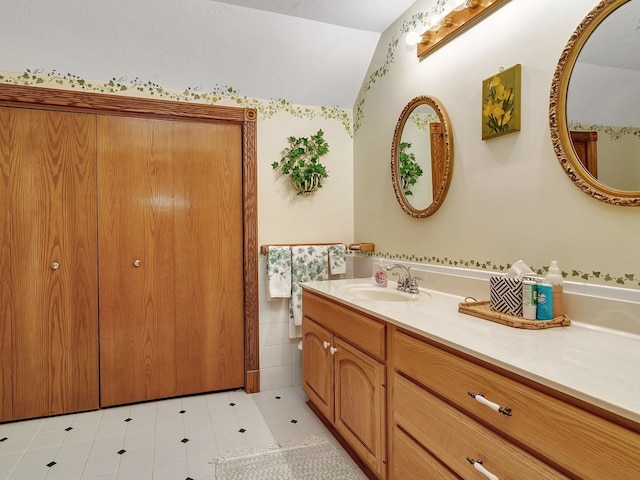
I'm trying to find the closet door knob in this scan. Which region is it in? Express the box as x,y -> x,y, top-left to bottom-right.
133,259 -> 142,267
51,261 -> 60,270
323,341 -> 330,349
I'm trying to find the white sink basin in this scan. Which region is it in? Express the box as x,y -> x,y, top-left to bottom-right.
339,283 -> 421,302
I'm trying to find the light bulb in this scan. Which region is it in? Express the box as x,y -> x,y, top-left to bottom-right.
405,31 -> 423,46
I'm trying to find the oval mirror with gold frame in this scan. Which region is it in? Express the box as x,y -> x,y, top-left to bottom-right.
391,95 -> 454,218
549,0 -> 640,206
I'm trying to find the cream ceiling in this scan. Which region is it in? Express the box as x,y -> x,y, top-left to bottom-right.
0,0 -> 418,108
211,0 -> 418,32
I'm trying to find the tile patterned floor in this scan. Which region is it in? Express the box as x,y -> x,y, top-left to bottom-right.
0,387 -> 366,480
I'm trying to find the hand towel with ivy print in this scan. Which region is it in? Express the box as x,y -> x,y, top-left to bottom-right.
289,246 -> 329,339
328,244 -> 347,275
267,246 -> 292,298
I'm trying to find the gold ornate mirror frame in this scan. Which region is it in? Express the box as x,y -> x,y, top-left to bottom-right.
391,95 -> 454,218
549,0 -> 640,206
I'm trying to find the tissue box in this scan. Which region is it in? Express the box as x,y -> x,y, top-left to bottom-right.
490,276 -> 523,316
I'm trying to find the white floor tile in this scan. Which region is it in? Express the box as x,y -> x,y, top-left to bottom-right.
88,437 -> 124,458
184,437 -> 217,458
100,407 -> 131,424
62,425 -> 99,445
0,387 -> 364,479
6,464 -> 49,480
118,446 -> 154,472
123,430 -> 155,451
152,443 -> 185,465
41,415 -> 76,433
0,435 -> 34,455
186,455 -> 216,479
55,440 -> 92,462
129,403 -> 156,419
0,452 -> 21,474
181,396 -> 208,411
115,465 -> 153,480
44,458 -> 85,480
82,453 -> 120,478
95,421 -> 127,440
183,422 -> 214,440
153,426 -> 184,447
150,459 -> 187,480
71,410 -> 103,428
123,416 -> 156,435
16,445 -> 59,469
7,418 -> 44,437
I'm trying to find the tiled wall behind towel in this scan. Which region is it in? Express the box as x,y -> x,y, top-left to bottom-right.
258,254 -> 356,391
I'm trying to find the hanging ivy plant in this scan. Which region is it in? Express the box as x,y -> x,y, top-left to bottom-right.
271,129 -> 330,195
398,141 -> 423,196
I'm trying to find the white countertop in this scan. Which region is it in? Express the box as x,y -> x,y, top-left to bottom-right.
302,278 -> 640,424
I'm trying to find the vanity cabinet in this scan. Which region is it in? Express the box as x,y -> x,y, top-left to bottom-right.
302,290 -> 387,479
391,327 -> 640,479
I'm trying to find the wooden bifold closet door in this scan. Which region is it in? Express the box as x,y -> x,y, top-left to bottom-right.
1,107 -> 99,421
97,116 -> 245,407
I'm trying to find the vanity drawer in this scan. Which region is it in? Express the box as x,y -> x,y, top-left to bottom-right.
393,329 -> 640,479
303,290 -> 386,360
391,426 -> 460,480
393,373 -> 568,479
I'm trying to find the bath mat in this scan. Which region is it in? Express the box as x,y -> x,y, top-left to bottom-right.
210,435 -> 361,480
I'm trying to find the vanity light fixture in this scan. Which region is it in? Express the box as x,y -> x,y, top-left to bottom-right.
453,0 -> 480,11
429,17 -> 453,32
405,31 -> 428,46
407,0 -> 510,58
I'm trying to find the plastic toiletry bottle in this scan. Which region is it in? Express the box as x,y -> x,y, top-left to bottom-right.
374,268 -> 388,287
522,277 -> 537,320
536,279 -> 554,321
546,260 -> 564,318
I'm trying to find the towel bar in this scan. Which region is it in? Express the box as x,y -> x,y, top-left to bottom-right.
259,242 -> 374,255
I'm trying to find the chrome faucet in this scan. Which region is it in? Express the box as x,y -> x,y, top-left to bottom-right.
386,264 -> 423,294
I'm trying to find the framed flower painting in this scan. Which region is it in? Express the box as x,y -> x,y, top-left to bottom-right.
482,64 -> 521,140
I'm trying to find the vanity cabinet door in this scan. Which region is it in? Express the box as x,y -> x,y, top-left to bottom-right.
302,290 -> 388,479
302,318 -> 334,421
334,337 -> 387,480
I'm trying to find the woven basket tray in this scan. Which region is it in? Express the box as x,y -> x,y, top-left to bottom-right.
458,300 -> 571,329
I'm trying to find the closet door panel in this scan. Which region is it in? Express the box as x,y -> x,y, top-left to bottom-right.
9,108 -> 99,419
173,121 -> 244,393
98,116 -> 177,406
0,108 -> 11,421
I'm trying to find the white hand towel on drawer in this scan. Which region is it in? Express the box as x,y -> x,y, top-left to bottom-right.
289,245 -> 329,338
266,246 -> 292,298
328,244 -> 347,275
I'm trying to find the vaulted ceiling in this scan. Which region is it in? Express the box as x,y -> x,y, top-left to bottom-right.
0,0 -> 417,109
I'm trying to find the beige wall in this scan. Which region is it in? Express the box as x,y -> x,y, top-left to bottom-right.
353,0 -> 640,289
258,110 -> 354,245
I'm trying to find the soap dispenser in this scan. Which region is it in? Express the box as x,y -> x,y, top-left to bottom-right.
546,261 -> 564,318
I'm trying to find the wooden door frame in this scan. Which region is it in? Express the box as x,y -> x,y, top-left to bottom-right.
0,84 -> 260,393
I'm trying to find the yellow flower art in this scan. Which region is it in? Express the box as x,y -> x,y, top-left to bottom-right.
483,74 -> 515,135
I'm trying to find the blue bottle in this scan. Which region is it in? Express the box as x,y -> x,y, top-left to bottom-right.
536,281 -> 554,320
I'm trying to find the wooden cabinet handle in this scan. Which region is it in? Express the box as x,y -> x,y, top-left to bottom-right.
468,392 -> 512,416
330,346 -> 338,355
323,341 -> 330,349
133,259 -> 142,267
51,261 -> 60,270
466,458 -> 499,480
